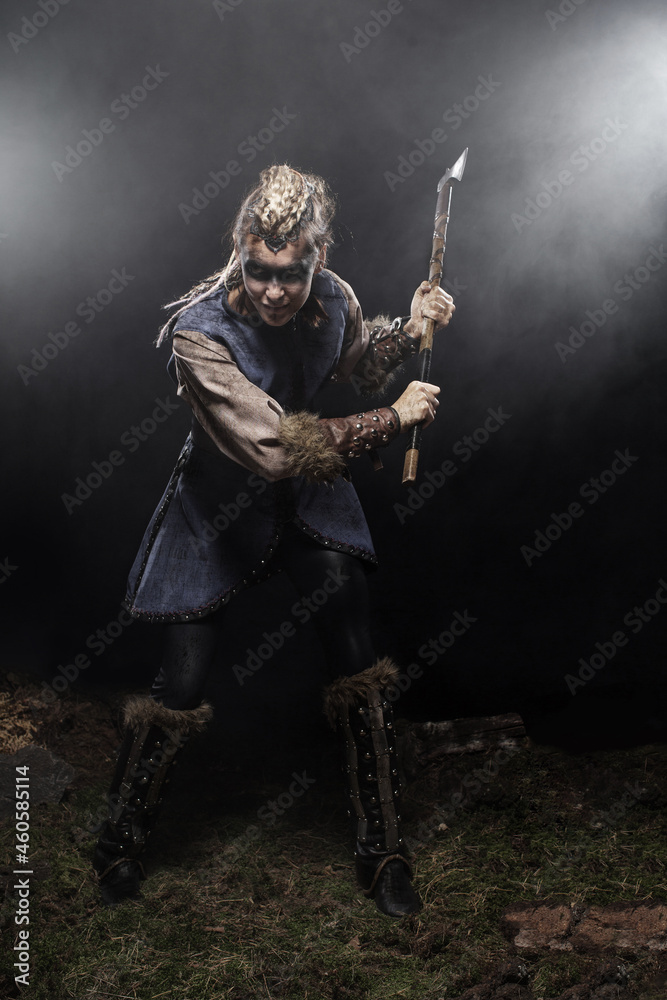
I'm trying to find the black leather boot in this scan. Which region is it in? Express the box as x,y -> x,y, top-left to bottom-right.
324,658 -> 421,918
92,695 -> 213,907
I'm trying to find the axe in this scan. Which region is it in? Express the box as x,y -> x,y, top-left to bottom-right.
402,147 -> 468,485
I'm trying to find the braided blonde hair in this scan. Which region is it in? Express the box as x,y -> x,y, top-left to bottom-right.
156,165 -> 336,345
245,163 -> 314,238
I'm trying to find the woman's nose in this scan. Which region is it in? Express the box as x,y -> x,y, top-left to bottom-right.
266,277 -> 285,300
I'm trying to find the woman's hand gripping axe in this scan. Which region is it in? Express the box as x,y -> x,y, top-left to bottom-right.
402,147 -> 468,486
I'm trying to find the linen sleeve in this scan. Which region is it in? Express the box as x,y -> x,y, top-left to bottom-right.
172,330 -> 297,481
172,330 -> 402,485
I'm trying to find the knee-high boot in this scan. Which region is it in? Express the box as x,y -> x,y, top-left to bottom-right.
323,657 -> 421,918
92,695 -> 213,907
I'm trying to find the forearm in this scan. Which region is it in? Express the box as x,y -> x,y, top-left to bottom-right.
349,316 -> 419,396
278,406 -> 401,482
173,330 -> 403,487
318,406 -> 401,456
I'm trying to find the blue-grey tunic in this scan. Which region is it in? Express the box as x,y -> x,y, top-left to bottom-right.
123,269 -> 378,622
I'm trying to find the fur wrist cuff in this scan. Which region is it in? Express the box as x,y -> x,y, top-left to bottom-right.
278,411 -> 347,484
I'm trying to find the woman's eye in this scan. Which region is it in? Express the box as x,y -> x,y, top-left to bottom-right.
245,265 -> 304,281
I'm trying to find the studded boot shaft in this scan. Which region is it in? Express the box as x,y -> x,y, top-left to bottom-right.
324,658 -> 421,917
93,695 -> 213,905
94,722 -> 187,874
341,688 -> 409,892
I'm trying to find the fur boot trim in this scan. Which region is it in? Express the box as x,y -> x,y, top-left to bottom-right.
278,411 -> 346,484
323,657 -> 400,729
121,695 -> 213,735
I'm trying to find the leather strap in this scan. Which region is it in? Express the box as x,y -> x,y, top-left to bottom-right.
96,856 -> 147,883
361,853 -> 413,898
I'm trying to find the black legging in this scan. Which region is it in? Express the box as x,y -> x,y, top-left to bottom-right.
150,521 -> 376,709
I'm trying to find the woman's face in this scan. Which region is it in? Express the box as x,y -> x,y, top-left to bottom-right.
235,234 -> 324,327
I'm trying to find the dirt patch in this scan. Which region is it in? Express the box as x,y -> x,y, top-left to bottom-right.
451,959 -> 637,999
0,689 -> 38,754
0,670 -> 121,782
502,901 -> 667,955
501,903 -> 574,952
572,904 -> 667,954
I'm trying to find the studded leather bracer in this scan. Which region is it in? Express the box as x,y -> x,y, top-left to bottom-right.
318,406 -> 401,460
349,317 -> 420,396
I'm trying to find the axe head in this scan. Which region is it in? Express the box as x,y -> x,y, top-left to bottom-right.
437,147 -> 468,192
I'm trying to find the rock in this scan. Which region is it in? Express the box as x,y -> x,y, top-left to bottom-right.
0,744 -> 76,817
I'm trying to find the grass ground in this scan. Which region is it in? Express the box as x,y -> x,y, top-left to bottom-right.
1,670 -> 666,1000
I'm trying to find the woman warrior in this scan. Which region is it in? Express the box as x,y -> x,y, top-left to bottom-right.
92,164 -> 454,917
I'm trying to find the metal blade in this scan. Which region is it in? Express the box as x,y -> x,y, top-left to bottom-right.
437,147 -> 468,192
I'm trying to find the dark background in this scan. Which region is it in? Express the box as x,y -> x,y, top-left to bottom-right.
2,0 -> 666,747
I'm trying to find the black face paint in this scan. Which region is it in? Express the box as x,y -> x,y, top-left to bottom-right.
242,257 -> 313,284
